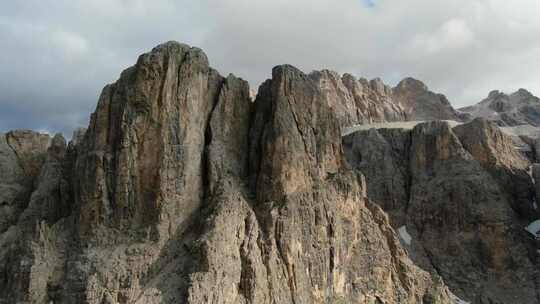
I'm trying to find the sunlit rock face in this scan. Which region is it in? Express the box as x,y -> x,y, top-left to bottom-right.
309,71 -> 462,129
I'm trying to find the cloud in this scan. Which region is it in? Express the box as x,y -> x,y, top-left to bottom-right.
51,30 -> 89,59
408,18 -> 475,54
1,0 -> 540,136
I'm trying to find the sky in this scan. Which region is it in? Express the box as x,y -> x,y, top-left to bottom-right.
1,0 -> 540,136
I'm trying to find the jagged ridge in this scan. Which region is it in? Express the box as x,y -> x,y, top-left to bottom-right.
343,118 -> 540,303
0,42 -> 454,304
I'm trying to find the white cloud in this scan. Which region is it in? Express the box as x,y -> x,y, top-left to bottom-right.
51,30 -> 89,59
1,0 -> 540,134
408,19 -> 475,54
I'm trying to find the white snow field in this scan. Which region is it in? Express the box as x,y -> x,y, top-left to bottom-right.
397,226 -> 412,245
525,220 -> 540,238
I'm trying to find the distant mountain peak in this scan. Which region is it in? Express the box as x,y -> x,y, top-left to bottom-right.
513,88 -> 534,98
460,87 -> 540,127
395,77 -> 428,91
488,89 -> 502,98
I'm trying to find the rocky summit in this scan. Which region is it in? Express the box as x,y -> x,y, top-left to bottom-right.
460,89 -> 540,127
1,41 -> 540,304
308,71 -> 463,129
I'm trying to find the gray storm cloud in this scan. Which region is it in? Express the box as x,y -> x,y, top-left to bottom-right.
1,0 -> 540,136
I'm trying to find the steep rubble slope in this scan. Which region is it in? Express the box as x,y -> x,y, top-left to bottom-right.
344,119 -> 539,303
0,42 -> 453,303
460,89 -> 540,127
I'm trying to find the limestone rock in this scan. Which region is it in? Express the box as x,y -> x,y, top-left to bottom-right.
343,127 -> 411,226
0,132 -> 71,303
344,119 -> 539,303
454,118 -> 535,219
460,88 -> 540,127
0,42 -> 455,303
393,78 -> 460,121
309,70 -> 407,127
74,41 -> 224,239
188,64 -> 452,303
0,133 -> 26,232
0,131 -> 51,232
4,40 -> 539,304
309,72 -> 462,130
5,130 -> 51,181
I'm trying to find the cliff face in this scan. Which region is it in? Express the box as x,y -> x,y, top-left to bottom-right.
308,72 -> 462,129
0,130 -> 51,230
344,118 -> 540,303
309,70 -> 407,127
392,78 -> 461,122
5,41 -> 540,304
74,42 -> 224,239
0,42 -> 454,303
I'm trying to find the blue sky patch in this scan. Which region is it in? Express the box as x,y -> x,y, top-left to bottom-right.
363,0 -> 376,8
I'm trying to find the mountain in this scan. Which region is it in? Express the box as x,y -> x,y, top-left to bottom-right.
1,41 -> 539,304
0,42 -> 454,303
344,118 -> 539,303
393,77 -> 462,121
308,71 -> 462,128
459,89 -> 540,127
309,70 -> 407,126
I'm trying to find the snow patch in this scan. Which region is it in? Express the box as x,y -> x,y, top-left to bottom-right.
342,120 -> 461,136
449,291 -> 470,304
344,120 -> 540,141
499,124 -> 540,138
528,166 -> 537,209
397,226 -> 412,245
525,220 -> 540,238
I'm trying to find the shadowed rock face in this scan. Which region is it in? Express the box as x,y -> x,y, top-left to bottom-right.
0,130 -> 51,232
0,131 -> 70,303
344,119 -> 539,304
0,42 -> 453,304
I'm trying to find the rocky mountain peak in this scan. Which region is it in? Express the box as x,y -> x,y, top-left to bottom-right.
369,77 -> 391,95
4,40 -> 540,304
0,41 -> 457,304
392,77 -> 459,121
75,39 -> 224,239
308,69 -> 407,127
488,89 -> 502,98
460,87 -> 540,127
514,88 -> 534,98
308,71 -> 466,129
395,76 -> 429,92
